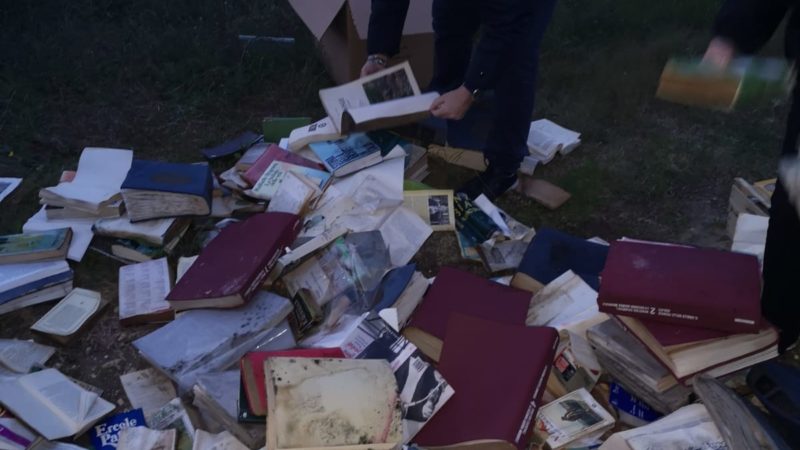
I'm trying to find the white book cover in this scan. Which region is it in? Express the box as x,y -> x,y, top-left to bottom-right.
41,148 -> 133,206
31,288 -> 101,337
0,260 -> 70,293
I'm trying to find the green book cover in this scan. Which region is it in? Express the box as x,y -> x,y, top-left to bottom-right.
0,228 -> 69,257
262,117 -> 311,143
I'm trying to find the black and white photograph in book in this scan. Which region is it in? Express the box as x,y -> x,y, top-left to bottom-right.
362,69 -> 415,104
428,195 -> 451,227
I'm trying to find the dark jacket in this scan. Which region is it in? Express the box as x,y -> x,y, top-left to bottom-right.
367,0 -> 538,91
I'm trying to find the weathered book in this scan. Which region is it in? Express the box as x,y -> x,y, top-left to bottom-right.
240,348 -> 344,417
656,56 -> 794,111
0,228 -> 72,264
319,62 -> 438,134
0,368 -> 115,440
93,216 -> 189,247
242,143 -> 326,186
200,130 -> 261,160
30,288 -> 106,345
598,240 -> 762,333
191,371 -> 266,449
341,313 -> 454,443
118,426 -> 177,450
0,260 -> 73,315
533,388 -> 615,450
248,161 -> 330,201
191,430 -> 248,450
598,404 -> 724,450
89,409 -> 146,450
119,368 -> 177,416
145,398 -> 198,450
403,189 -> 455,231
309,131 -> 407,177
121,160 -> 213,222
264,357 -> 403,450
615,315 -> 778,382
166,212 -> 300,310
287,116 -> 342,151
234,143 -> 268,171
39,147 -> 133,214
414,314 -> 559,450
403,267 -> 531,362
119,258 -> 173,325
134,291 -> 292,391
527,119 -> 582,163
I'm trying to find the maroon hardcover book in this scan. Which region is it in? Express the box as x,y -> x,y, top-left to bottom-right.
636,317 -> 730,347
415,314 -> 558,449
407,267 -> 531,342
597,240 -> 762,333
166,212 -> 300,310
243,144 -> 325,186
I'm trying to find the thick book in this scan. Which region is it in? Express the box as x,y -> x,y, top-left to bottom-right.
0,260 -> 72,304
615,315 -> 778,382
403,267 -> 531,361
0,228 -> 72,264
511,227 -> 608,294
0,281 -> 73,316
240,347 -> 345,417
89,409 -> 147,450
121,160 -> 213,222
264,357 -> 402,450
414,314 -> 559,450
598,240 -> 762,333
166,212 -> 301,310
318,62 -> 438,134
31,288 -> 106,345
309,132 -> 407,177
242,143 -> 325,186
656,56 -> 794,111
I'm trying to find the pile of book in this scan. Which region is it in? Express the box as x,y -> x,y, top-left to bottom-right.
0,61 -> 797,450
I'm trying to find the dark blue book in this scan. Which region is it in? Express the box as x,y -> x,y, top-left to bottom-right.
200,130 -> 262,160
89,409 -> 146,450
609,382 -> 662,422
309,131 -> 408,177
0,270 -> 73,305
511,227 -> 608,292
121,160 -> 213,222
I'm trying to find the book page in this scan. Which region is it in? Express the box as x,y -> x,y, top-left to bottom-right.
31,288 -> 101,336
527,271 -> 599,329
402,190 -> 455,232
118,426 -> 176,450
345,92 -> 438,130
19,370 -> 97,426
176,255 -> 198,283
250,161 -> 329,201
192,430 -> 248,450
118,258 -> 171,322
287,117 -> 341,151
0,177 -> 22,203
266,171 -> 319,215
0,339 -> 55,373
378,206 -> 433,267
527,119 -> 581,158
120,368 -> 177,416
319,62 -> 421,132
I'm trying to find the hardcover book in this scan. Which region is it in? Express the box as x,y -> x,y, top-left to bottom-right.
309,131 -> 407,177
166,212 -> 300,310
0,228 -> 72,264
121,160 -> 213,222
242,143 -> 325,186
89,409 -> 147,450
598,240 -> 762,333
248,160 -> 330,201
414,314 -> 559,450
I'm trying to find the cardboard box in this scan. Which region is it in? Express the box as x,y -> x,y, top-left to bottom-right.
289,0 -> 434,87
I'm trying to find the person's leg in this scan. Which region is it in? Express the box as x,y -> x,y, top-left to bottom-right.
762,88 -> 800,352
429,0 -> 480,93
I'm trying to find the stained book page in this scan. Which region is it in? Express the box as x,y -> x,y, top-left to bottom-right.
0,339 -> 55,373
378,206 -> 433,267
192,430 -> 248,450
118,258 -> 171,321
120,368 -> 177,415
118,426 -> 176,450
266,171 -> 319,215
31,288 -> 101,336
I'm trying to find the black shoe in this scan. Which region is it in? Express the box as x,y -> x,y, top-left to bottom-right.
456,166 -> 518,201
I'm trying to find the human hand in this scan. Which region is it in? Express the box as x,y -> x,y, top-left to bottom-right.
360,54 -> 389,78
430,85 -> 473,120
702,37 -> 735,70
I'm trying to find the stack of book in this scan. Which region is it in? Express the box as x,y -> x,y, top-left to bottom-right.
0,229 -> 74,316
595,240 -> 778,388
90,216 -> 190,264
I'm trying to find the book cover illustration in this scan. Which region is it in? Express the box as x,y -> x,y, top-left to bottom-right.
89,409 -> 146,450
0,229 -> 70,257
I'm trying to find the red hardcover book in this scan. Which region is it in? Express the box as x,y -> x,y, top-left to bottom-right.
597,240 -> 762,333
240,347 -> 344,416
403,267 -> 532,361
242,144 -> 325,186
414,314 -> 558,450
166,212 -> 301,310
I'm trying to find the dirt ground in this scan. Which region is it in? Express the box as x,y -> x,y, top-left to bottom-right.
0,0 -> 797,440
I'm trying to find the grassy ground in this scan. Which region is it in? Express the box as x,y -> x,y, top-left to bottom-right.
0,0 -> 794,418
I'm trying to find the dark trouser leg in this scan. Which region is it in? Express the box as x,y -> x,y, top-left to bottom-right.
762,86 -> 800,351
429,0 -> 480,93
482,0 -> 557,172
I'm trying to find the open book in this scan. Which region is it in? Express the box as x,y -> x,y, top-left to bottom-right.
319,62 -> 439,134
527,119 -> 581,164
31,288 -> 105,344
0,368 -> 115,440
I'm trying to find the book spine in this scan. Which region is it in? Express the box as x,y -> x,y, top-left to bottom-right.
597,299 -> 759,334
515,334 -> 558,447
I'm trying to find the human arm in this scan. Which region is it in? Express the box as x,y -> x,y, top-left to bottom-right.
707,0 -> 790,66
